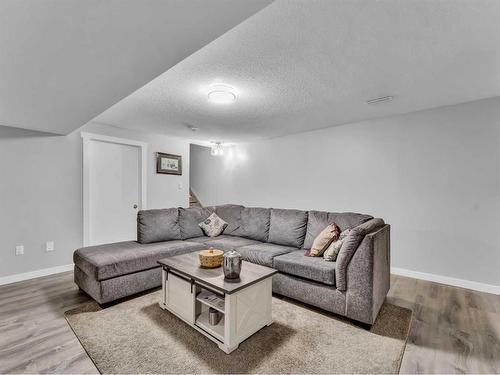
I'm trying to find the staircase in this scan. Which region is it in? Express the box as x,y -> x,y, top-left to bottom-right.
189,190 -> 202,208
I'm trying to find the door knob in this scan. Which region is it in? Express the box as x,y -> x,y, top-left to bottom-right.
133,204 -> 138,209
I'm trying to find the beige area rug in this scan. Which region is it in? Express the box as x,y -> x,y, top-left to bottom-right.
65,290 -> 411,374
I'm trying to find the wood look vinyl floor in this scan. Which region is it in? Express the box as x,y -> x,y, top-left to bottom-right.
0,271 -> 498,374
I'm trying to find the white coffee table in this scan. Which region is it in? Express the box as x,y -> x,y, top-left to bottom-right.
157,252 -> 277,354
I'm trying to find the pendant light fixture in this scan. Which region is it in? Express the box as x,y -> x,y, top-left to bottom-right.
210,142 -> 224,156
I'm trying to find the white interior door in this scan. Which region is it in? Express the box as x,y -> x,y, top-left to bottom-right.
88,140 -> 141,245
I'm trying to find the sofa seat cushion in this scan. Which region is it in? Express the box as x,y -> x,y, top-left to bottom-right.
186,235 -> 234,244
237,243 -> 296,267
203,236 -> 262,252
268,208 -> 308,248
273,250 -> 337,286
187,236 -> 210,243
74,240 -> 205,281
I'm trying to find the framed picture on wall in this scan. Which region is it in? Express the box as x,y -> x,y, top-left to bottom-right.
156,152 -> 182,175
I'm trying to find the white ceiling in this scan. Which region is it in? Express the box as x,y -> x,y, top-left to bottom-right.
95,0 -> 500,142
0,0 -> 271,134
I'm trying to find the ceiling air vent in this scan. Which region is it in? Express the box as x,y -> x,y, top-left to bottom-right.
366,96 -> 394,105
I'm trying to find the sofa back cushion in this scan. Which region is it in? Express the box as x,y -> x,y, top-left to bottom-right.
268,208 -> 308,248
240,207 -> 270,242
178,207 -> 214,239
137,208 -> 181,244
303,211 -> 373,249
215,204 -> 244,236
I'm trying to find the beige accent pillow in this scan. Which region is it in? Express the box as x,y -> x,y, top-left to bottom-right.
306,223 -> 340,257
198,213 -> 228,237
324,229 -> 351,261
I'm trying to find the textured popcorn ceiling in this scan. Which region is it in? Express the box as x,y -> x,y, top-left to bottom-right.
95,0 -> 500,142
0,0 -> 271,134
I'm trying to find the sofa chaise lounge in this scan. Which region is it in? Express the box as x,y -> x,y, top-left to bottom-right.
74,204 -> 390,324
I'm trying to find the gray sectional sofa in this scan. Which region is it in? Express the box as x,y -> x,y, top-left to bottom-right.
74,204 -> 390,324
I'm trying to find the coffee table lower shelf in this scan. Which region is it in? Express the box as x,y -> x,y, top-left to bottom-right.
195,310 -> 225,342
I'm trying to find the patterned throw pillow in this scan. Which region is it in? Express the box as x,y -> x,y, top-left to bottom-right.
198,213 -> 228,237
306,223 -> 340,257
324,229 -> 351,261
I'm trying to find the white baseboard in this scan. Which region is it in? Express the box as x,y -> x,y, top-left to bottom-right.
391,267 -> 500,295
0,264 -> 74,286
2,263 -> 498,295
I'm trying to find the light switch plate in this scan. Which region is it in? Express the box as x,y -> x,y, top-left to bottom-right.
46,241 -> 55,252
15,245 -> 24,256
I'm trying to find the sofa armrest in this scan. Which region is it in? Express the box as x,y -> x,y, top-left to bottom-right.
335,218 -> 385,291
343,224 -> 391,324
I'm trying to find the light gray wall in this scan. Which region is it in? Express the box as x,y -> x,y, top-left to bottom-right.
190,97 -> 500,286
0,122 -> 190,278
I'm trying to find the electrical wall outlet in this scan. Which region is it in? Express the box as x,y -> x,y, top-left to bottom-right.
46,241 -> 54,252
15,245 -> 24,256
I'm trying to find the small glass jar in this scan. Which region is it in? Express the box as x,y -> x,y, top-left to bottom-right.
223,250 -> 242,279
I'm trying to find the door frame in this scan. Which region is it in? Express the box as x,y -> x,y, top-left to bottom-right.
81,132 -> 148,247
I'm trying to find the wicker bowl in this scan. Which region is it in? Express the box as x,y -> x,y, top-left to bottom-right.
198,248 -> 224,268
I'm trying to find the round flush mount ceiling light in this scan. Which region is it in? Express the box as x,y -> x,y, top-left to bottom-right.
208,84 -> 236,104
